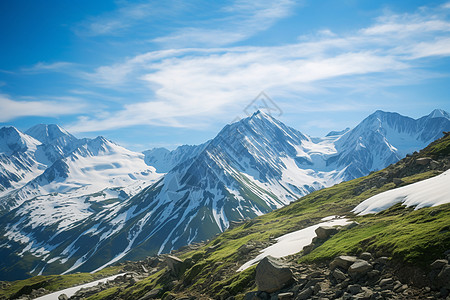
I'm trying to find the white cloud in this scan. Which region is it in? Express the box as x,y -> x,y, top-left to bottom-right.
0,94 -> 86,122
69,2 -> 450,133
154,0 -> 297,47
77,1 -> 182,36
21,62 -> 76,74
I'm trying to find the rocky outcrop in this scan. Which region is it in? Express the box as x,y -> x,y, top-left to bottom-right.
245,251 -> 450,300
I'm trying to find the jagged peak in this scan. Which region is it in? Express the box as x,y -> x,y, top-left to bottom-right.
427,109 -> 450,120
25,123 -> 75,144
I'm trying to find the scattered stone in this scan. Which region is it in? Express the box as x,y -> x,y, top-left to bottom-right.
367,270 -> 380,279
379,278 -> 394,287
330,256 -> 358,270
332,268 -> 347,281
348,260 -> 372,278
356,286 -> 373,299
277,292 -> 293,299
255,256 -> 294,293
296,287 -> 313,300
306,271 -> 322,279
315,226 -> 338,239
374,257 -> 389,265
359,252 -> 373,261
348,284 -> 362,295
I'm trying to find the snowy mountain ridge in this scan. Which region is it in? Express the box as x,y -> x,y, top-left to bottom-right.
0,109 -> 449,279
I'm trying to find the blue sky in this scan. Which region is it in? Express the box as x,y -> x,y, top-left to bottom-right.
1,0 -> 450,150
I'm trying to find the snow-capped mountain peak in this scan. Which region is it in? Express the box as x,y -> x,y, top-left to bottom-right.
427,109 -> 450,120
25,124 -> 75,145
0,126 -> 40,156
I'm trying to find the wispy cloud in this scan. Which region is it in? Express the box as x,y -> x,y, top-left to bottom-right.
64,3 -> 450,132
0,94 -> 86,122
153,0 -> 297,47
21,62 -> 76,74
76,0 -> 187,36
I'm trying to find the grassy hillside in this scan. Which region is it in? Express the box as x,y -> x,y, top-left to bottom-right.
2,134 -> 449,299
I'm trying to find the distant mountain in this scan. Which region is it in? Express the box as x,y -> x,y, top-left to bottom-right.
143,144 -> 206,173
0,109 -> 449,280
332,110 -> 450,179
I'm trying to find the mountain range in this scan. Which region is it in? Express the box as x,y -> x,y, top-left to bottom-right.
0,109 -> 449,280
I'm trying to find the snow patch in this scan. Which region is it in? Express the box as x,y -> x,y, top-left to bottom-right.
353,169 -> 450,215
237,217 -> 351,271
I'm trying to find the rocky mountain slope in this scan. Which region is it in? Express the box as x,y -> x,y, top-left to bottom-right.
2,124 -> 449,300
0,110 -> 449,280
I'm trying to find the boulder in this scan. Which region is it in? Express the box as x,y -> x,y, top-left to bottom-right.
330,255 -> 358,270
348,261 -> 373,278
255,256 -> 294,293
58,294 -> 69,300
315,226 -> 338,239
165,255 -> 184,275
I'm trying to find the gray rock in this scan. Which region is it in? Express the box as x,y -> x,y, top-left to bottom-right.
374,257 -> 389,265
355,287 -> 373,299
139,288 -> 163,300
359,252 -> 373,261
302,244 -> 314,254
348,260 -> 372,277
165,255 -> 184,275
315,226 -> 338,239
348,284 -> 362,295
277,292 -> 293,300
329,256 -> 358,270
431,259 -> 448,270
296,287 -> 313,300
255,256 -> 294,293
367,269 -> 381,279
58,294 -> 69,300
332,268 -> 347,281
379,278 -> 394,287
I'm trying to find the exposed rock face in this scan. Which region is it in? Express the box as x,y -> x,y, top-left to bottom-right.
255,256 -> 294,293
